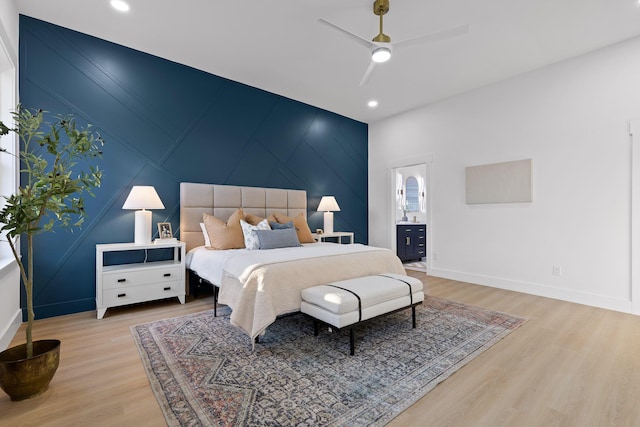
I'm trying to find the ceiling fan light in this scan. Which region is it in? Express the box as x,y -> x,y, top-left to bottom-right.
110,0 -> 130,12
371,47 -> 391,63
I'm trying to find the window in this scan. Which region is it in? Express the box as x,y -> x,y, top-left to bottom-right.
0,32 -> 16,263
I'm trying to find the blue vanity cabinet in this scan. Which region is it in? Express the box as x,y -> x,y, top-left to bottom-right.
396,224 -> 426,262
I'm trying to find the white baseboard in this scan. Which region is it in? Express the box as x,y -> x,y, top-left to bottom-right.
428,268 -> 633,314
0,308 -> 21,351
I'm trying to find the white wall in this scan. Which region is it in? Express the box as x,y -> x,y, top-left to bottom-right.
369,35 -> 640,313
0,0 -> 21,351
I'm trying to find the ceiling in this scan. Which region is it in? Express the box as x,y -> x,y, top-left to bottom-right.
15,0 -> 640,124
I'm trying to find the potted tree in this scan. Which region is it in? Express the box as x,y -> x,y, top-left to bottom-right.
0,106 -> 104,401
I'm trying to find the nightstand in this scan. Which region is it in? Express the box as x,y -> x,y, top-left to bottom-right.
95,241 -> 186,319
312,231 -> 354,244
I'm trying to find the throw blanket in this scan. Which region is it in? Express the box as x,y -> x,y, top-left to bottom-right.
218,244 -> 406,343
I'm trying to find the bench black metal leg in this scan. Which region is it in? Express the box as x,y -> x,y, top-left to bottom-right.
350,328 -> 355,356
213,285 -> 219,317
412,305 -> 416,329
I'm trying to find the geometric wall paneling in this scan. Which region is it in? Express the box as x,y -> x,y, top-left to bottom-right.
19,15 -> 368,319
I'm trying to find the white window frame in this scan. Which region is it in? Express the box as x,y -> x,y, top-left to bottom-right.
0,19 -> 17,268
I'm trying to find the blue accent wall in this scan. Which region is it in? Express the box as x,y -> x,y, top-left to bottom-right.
18,15 -> 368,319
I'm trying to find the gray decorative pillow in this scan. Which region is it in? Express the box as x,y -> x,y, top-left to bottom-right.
255,228 -> 301,250
269,221 -> 293,230
240,219 -> 270,250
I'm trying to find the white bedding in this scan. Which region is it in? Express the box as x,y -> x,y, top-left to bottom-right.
186,243 -> 406,343
186,242 -> 386,285
186,245 -> 240,286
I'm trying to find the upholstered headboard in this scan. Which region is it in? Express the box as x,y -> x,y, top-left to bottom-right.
180,182 -> 307,252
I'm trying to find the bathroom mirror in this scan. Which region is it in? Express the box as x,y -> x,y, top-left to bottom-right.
405,176 -> 420,212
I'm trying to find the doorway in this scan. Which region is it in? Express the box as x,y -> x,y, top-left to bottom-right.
389,156 -> 432,271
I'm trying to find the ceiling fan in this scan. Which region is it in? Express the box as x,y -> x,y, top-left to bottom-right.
318,0 -> 468,86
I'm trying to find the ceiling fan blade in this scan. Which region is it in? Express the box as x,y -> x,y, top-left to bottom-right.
318,18 -> 377,50
359,61 -> 377,86
393,24 -> 469,51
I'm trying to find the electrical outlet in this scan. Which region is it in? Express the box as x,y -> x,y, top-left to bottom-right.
552,265 -> 562,276
433,252 -> 438,261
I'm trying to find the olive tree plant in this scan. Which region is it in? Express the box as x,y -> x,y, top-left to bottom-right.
0,106 -> 104,358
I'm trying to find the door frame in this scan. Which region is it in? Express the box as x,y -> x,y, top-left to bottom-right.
387,154 -> 433,268
630,120 -> 640,314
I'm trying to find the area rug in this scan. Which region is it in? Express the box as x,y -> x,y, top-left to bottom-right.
131,297 -> 526,426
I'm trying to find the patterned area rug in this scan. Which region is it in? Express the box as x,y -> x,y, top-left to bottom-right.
131,297 -> 526,426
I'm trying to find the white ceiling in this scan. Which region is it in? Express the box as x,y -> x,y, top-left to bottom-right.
15,0 -> 640,123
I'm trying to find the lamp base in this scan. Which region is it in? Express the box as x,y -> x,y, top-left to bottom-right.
323,211 -> 334,235
134,210 -> 152,244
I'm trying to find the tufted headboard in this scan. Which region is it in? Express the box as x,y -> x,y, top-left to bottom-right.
180,182 -> 307,252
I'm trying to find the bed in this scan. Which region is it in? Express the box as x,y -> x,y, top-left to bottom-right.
180,182 -> 406,342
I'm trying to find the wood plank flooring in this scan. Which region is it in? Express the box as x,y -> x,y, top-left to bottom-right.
1,273 -> 640,426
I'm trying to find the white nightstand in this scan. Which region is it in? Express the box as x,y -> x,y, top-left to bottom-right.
95,241 -> 186,319
312,231 -> 354,244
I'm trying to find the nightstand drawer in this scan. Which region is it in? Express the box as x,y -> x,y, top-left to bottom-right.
102,281 -> 183,307
102,265 -> 182,289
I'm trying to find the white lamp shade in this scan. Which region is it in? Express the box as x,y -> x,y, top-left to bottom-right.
122,186 -> 165,210
317,196 -> 340,212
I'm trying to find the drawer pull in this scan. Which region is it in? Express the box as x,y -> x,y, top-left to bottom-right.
163,273 -> 171,277
164,286 -> 171,291
117,278 -> 126,283
117,293 -> 126,298
405,229 -> 411,232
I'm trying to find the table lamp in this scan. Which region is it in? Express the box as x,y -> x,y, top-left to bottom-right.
317,196 -> 340,234
122,186 -> 165,244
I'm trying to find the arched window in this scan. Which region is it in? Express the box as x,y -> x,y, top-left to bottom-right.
405,176 -> 419,212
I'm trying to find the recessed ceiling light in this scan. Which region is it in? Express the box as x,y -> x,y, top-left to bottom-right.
110,0 -> 130,12
368,100 -> 378,108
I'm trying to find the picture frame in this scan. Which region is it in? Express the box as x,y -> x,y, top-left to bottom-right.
157,222 -> 173,239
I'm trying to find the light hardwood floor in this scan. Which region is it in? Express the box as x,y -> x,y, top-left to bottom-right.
2,272 -> 640,427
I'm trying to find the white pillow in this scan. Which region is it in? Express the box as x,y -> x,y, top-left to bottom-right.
200,222 -> 212,247
240,218 -> 270,250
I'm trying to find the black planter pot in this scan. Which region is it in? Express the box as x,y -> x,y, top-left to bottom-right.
0,339 -> 61,401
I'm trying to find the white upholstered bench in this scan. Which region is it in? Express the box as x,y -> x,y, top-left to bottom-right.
300,273 -> 424,355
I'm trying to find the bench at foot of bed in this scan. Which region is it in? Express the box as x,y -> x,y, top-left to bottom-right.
300,273 -> 424,355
